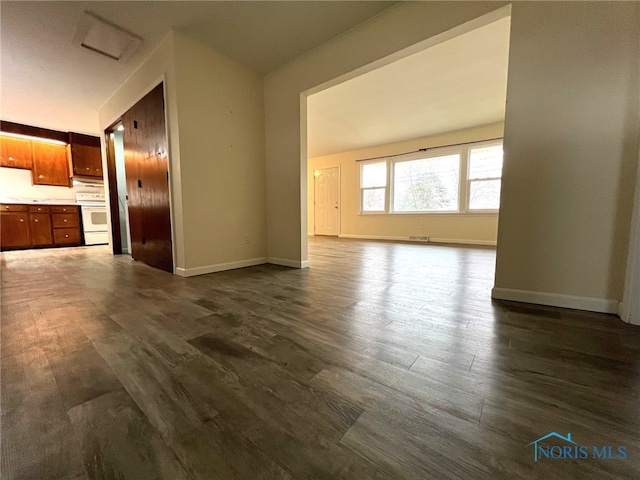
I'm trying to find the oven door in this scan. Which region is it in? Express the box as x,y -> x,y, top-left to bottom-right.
80,206 -> 108,245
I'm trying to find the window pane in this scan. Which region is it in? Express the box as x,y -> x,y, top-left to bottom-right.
469,144 -> 503,179
362,188 -> 385,211
393,155 -> 460,212
361,162 -> 387,188
469,179 -> 501,210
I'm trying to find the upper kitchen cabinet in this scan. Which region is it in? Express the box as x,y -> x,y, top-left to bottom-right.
0,134 -> 32,169
31,142 -> 71,187
69,132 -> 103,178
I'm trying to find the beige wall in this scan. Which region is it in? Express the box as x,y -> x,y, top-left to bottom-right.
172,32 -> 266,273
265,1 -> 507,266
493,2 -> 640,312
307,123 -> 503,245
98,31 -> 267,276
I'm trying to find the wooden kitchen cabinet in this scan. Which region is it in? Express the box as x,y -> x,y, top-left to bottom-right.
0,135 -> 32,169
29,212 -> 53,246
69,133 -> 103,178
31,142 -> 71,187
0,208 -> 31,249
1,204 -> 81,250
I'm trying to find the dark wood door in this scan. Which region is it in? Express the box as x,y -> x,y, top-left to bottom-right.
1,212 -> 31,248
31,142 -> 70,186
0,135 -> 32,169
29,213 -> 52,246
122,83 -> 173,272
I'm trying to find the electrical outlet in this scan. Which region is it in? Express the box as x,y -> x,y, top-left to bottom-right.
418,223 -> 424,230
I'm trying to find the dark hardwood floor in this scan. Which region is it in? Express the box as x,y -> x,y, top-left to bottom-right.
2,237 -> 639,479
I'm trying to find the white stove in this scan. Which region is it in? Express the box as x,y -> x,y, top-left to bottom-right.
76,192 -> 108,245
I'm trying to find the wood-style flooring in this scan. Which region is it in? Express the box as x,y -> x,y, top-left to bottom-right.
2,237 -> 640,479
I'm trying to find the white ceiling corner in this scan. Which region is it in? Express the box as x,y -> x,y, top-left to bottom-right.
0,1 -> 396,135
307,16 -> 512,158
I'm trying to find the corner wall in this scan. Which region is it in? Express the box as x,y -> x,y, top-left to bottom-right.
172,32 -> 267,275
493,2 -> 640,313
307,123 -> 503,245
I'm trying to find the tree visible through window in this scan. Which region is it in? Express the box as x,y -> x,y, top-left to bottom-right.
468,144 -> 503,210
360,161 -> 386,212
393,154 -> 460,212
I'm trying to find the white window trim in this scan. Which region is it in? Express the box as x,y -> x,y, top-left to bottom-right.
359,160 -> 388,214
465,139 -> 503,214
358,138 -> 503,216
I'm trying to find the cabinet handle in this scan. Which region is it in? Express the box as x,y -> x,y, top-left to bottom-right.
86,167 -> 90,170
19,219 -> 24,222
8,157 -> 14,161
65,234 -> 69,238
34,219 -> 38,222
63,219 -> 67,222
38,175 -> 44,178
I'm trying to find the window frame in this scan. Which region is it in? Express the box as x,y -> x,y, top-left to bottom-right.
359,160 -> 389,214
358,139 -> 503,216
465,140 -> 504,214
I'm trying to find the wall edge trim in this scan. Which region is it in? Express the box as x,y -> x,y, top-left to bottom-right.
491,287 -> 619,315
175,257 -> 267,277
337,233 -> 496,246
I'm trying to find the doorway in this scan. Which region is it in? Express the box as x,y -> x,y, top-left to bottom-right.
105,83 -> 173,273
314,166 -> 340,236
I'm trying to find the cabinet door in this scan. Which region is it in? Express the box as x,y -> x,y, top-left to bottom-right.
71,143 -> 103,177
0,212 -> 31,248
32,142 -> 70,186
30,213 -> 52,246
0,135 -> 32,169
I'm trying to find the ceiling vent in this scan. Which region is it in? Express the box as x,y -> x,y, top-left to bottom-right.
73,12 -> 142,62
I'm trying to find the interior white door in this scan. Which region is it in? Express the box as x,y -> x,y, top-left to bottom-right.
314,167 -> 339,236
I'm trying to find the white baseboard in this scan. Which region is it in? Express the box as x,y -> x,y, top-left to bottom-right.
268,257 -> 310,269
430,237 -> 497,247
338,233 -> 496,247
175,257 -> 267,277
491,287 -> 619,314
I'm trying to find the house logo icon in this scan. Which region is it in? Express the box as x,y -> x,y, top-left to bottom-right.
526,432 -> 576,462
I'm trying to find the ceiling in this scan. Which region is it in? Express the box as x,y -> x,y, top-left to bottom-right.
0,1 -> 396,134
307,16 -> 511,158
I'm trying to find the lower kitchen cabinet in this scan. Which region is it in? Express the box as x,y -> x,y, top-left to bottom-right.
29,212 -> 53,246
0,204 -> 82,250
0,209 -> 31,249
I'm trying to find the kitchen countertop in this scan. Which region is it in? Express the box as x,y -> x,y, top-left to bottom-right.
0,198 -> 78,206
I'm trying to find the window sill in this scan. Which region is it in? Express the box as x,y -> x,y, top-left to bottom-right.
359,211 -> 499,217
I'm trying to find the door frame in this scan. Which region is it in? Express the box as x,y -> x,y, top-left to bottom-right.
102,78 -> 176,273
620,144 -> 640,325
313,165 -> 340,236
104,121 -> 123,255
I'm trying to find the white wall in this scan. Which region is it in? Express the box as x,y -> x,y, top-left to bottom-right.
265,1 -> 508,266
171,32 -> 267,274
493,2 -> 640,313
0,167 -> 96,202
307,123 -> 503,245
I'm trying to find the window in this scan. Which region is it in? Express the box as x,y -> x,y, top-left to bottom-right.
468,144 -> 503,211
360,161 -> 387,212
393,154 -> 460,212
358,139 -> 503,215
